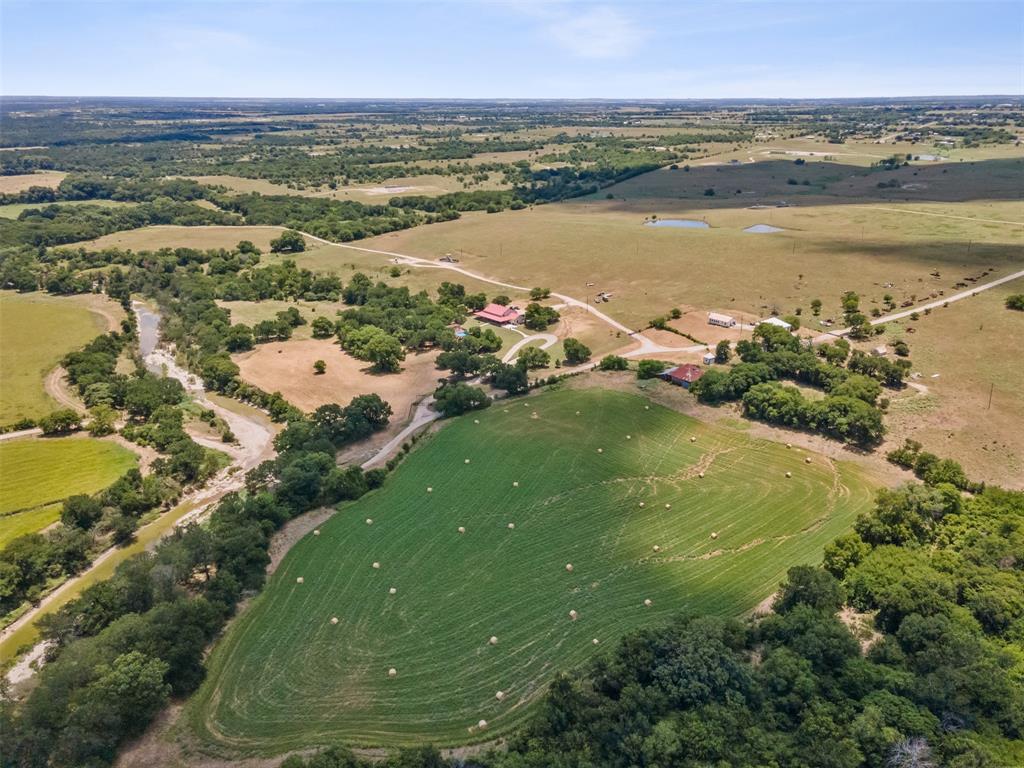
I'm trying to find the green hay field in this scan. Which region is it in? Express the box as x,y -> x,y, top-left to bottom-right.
0,292 -> 118,425
190,388 -> 877,752
0,436 -> 138,547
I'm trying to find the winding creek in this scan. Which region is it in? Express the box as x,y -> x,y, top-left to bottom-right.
2,303 -> 277,681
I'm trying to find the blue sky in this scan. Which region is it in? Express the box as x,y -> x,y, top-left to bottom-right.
1,1 -> 1021,98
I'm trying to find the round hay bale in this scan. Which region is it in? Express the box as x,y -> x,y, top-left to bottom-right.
489,635 -> 498,645
474,419 -> 480,424
639,501 -> 646,508
478,719 -> 488,730
331,616 -> 339,625
805,457 -> 812,464
785,471 -> 792,478
372,561 -> 380,569
644,405 -> 649,410
569,609 -> 578,620
644,598 -> 653,607
388,667 -> 397,678
565,563 -> 574,572
592,638 -> 600,645
296,577 -> 304,584
575,410 -> 581,415
464,458 -> 471,464
698,471 -> 705,478
427,486 -> 433,493
665,503 -> 671,509
690,436 -> 696,443
366,518 -> 373,525
626,435 -> 632,440
711,531 -> 718,540
458,526 -> 466,534
495,690 -> 505,701
512,481 -> 519,487
507,522 -> 515,530
313,529 -> 321,536
652,545 -> 660,552
786,443 -> 792,449
597,448 -> 603,454
389,587 -> 397,595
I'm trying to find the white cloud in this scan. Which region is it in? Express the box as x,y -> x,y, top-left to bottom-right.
534,4 -> 649,60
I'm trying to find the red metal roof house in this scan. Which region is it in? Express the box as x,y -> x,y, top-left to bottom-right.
474,303 -> 524,325
661,364 -> 704,388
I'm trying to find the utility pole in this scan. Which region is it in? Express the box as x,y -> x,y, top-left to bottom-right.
987,382 -> 994,410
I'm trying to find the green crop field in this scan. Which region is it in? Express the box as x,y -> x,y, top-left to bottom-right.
0,436 -> 138,547
190,388 -> 878,753
0,292 -> 119,425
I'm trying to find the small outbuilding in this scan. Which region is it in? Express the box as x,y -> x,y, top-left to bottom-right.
702,351 -> 716,365
870,345 -> 888,357
708,312 -> 737,328
661,364 -> 704,389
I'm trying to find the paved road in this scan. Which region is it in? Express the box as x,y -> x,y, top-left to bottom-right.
361,397 -> 439,471
501,333 -> 558,363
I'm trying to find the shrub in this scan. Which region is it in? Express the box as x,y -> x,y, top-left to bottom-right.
598,354 -> 629,371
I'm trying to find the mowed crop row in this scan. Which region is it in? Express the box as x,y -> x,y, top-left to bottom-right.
190,389 -> 877,752
0,437 -> 138,547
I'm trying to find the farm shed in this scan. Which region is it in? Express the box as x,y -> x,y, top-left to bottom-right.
661,364 -> 704,388
708,312 -> 736,328
763,317 -> 793,331
702,352 -> 716,365
870,345 -> 888,356
474,303 -> 525,326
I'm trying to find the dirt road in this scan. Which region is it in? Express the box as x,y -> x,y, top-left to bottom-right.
816,267 -> 1024,342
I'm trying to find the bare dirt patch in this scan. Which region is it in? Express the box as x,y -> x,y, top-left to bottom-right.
232,338 -> 441,418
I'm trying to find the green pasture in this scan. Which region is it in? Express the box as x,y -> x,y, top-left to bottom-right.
0,292 -> 113,425
190,388 -> 877,752
0,436 -> 138,548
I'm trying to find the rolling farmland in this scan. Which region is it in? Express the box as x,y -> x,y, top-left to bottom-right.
190,388 -> 878,752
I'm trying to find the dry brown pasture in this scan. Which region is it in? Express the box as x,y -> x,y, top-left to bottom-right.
871,283 -> 1024,488
232,339 -> 441,419
73,225 -> 283,252
216,299 -> 346,339
360,198 -> 1023,330
185,172 -> 511,202
0,171 -> 67,193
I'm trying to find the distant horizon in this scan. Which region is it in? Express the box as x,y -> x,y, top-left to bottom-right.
2,94 -> 1020,103
2,1 -> 1020,99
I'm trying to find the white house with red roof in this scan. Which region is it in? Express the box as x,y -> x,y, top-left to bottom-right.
474,303 -> 525,326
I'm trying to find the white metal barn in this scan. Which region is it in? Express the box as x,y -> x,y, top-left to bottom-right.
708,312 -> 736,328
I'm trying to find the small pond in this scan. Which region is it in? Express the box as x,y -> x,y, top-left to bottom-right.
644,219 -> 709,229
744,224 -> 785,234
